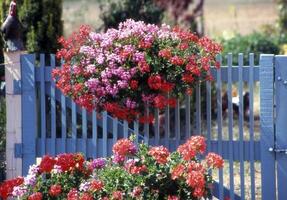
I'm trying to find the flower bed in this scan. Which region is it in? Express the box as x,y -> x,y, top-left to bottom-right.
0,136 -> 223,200
52,19 -> 221,122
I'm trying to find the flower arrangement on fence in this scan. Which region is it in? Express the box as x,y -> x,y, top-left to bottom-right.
0,136 -> 223,200
52,19 -> 222,123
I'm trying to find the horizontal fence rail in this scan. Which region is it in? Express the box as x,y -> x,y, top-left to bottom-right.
19,53 -> 262,200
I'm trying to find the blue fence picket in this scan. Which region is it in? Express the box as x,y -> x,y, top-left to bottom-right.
259,54 -> 276,200
238,54 -> 245,199
82,109 -> 87,156
248,53 -> 255,200
40,54 -> 46,156
21,54 -> 36,175
275,56 -> 287,200
92,111 -> 98,158
216,54 -> 224,200
50,55 -> 56,156
227,53 -> 235,200
71,101 -> 77,152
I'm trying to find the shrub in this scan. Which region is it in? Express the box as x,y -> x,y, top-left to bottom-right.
0,136 -> 223,199
219,32 -> 280,65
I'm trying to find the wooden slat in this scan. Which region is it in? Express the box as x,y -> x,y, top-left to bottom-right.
60,59 -> 67,153
227,53 -> 235,200
275,56 -> 287,200
185,95 -> 191,139
144,107 -> 150,145
195,84 -> 201,134
238,53 -> 245,199
216,54 -> 224,199
206,81 -> 211,152
50,55 -> 56,156
92,111 -> 97,158
102,111 -> 108,157
71,101 -> 77,152
164,102 -> 170,147
259,54 -> 276,200
40,54 -> 46,156
154,108 -> 160,145
134,118 -> 139,145
113,117 -> 118,145
21,54 -> 36,175
82,108 -> 87,156
249,53 -> 256,200
175,99 -> 180,147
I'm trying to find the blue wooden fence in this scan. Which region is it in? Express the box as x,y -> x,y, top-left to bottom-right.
11,53 -> 287,199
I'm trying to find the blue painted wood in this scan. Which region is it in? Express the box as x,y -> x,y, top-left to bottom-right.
82,108 -> 87,156
154,108 -> 160,145
102,111 -> 108,157
92,111 -> 97,158
216,54 -> 224,200
206,81 -> 211,152
164,103 -> 170,147
259,54 -> 276,200
238,54 -> 245,199
40,54 -> 46,156
50,55 -> 56,156
134,118 -> 139,144
175,100 -> 180,147
21,54 -> 36,175
185,95 -> 191,139
61,89 -> 67,153
227,53 -> 235,200
144,107 -> 150,144
248,53 -> 255,200
213,182 -> 241,200
113,117 -> 118,145
195,84 -> 201,134
71,101 -> 77,152
275,56 -> 287,200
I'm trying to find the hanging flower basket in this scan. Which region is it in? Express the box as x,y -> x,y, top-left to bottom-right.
52,19 -> 222,122
0,136 -> 223,199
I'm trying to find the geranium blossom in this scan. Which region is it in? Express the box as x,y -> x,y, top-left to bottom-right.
53,19 -> 221,122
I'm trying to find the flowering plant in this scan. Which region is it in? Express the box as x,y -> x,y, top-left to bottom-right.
52,19 -> 222,122
0,136 -> 223,200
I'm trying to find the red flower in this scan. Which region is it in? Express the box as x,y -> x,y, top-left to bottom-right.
177,136 -> 206,161
160,82 -> 174,93
112,138 -> 137,156
168,195 -> 180,200
179,42 -> 189,51
39,155 -> 56,173
0,177 -> 23,199
28,192 -> 43,200
139,39 -> 153,49
159,48 -> 172,59
148,75 -> 162,90
89,180 -> 104,192
205,153 -> 224,169
138,61 -> 150,73
81,193 -> 93,200
186,88 -> 193,95
171,164 -> 185,180
148,146 -> 170,164
112,191 -> 123,200
182,73 -> 194,83
130,80 -> 138,90
67,188 -> 79,200
153,95 -> 167,109
49,184 -> 62,197
186,170 -> 205,188
131,186 -> 142,198
170,56 -> 184,65
139,114 -> 154,124
168,98 -> 177,108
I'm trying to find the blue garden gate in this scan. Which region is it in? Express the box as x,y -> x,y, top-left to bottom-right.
7,53 -> 287,199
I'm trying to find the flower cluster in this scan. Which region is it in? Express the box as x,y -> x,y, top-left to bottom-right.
0,136 -> 223,200
53,19 -> 222,122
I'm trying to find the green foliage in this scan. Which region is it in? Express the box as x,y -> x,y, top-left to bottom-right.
219,32 -> 280,65
278,0 -> 287,42
100,0 -> 164,30
0,0 -> 63,53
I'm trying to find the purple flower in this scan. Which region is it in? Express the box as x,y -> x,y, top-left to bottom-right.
91,158 -> 106,169
113,154 -> 125,164
12,186 -> 28,197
